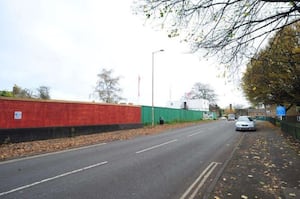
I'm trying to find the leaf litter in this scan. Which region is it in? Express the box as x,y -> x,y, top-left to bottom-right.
212,121 -> 300,199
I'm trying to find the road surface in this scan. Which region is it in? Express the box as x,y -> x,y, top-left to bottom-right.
0,120 -> 240,199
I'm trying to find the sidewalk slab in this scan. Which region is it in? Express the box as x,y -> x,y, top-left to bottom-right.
211,121 -> 300,199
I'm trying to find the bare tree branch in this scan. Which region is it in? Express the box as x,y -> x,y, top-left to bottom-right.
133,0 -> 300,72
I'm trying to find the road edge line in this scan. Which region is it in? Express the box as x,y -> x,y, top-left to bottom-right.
202,133 -> 245,199
0,142 -> 107,165
0,161 -> 108,197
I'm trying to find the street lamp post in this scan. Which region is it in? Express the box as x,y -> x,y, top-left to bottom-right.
152,49 -> 164,127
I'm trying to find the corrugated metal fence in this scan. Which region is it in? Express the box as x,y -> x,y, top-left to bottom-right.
141,106 -> 206,125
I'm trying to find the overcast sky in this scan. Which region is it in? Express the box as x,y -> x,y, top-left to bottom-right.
0,0 -> 249,108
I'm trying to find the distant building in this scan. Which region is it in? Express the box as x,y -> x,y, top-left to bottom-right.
248,103 -> 300,122
248,108 -> 267,118
166,99 -> 209,112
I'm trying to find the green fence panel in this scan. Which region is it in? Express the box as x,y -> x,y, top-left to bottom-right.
267,117 -> 300,140
266,117 -> 278,126
280,121 -> 300,140
256,116 -> 266,121
141,106 -> 206,125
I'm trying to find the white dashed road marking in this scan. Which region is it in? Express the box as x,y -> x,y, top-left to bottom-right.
0,161 -> 108,197
135,139 -> 178,154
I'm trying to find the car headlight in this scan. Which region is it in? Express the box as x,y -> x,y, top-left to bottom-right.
249,123 -> 254,127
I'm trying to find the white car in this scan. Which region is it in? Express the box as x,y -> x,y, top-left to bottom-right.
227,114 -> 236,121
219,116 -> 227,120
235,116 -> 256,131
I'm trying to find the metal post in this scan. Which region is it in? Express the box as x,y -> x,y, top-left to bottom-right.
151,49 -> 164,127
152,52 -> 154,127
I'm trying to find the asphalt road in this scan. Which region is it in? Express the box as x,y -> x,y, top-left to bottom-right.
0,120 -> 241,199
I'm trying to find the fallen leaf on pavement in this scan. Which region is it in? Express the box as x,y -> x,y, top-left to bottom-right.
289,192 -> 296,197
241,195 -> 248,199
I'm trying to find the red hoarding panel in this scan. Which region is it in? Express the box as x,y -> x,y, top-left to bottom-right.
0,98 -> 141,129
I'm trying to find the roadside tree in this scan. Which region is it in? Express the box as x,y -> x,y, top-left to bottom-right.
187,82 -> 217,104
242,22 -> 300,110
0,90 -> 13,97
2,85 -> 51,100
36,86 -> 51,100
12,84 -> 33,98
93,69 -> 124,103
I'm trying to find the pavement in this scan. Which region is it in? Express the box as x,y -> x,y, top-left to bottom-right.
209,121 -> 300,199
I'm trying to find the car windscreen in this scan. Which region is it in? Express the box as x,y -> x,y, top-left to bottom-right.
238,117 -> 250,121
